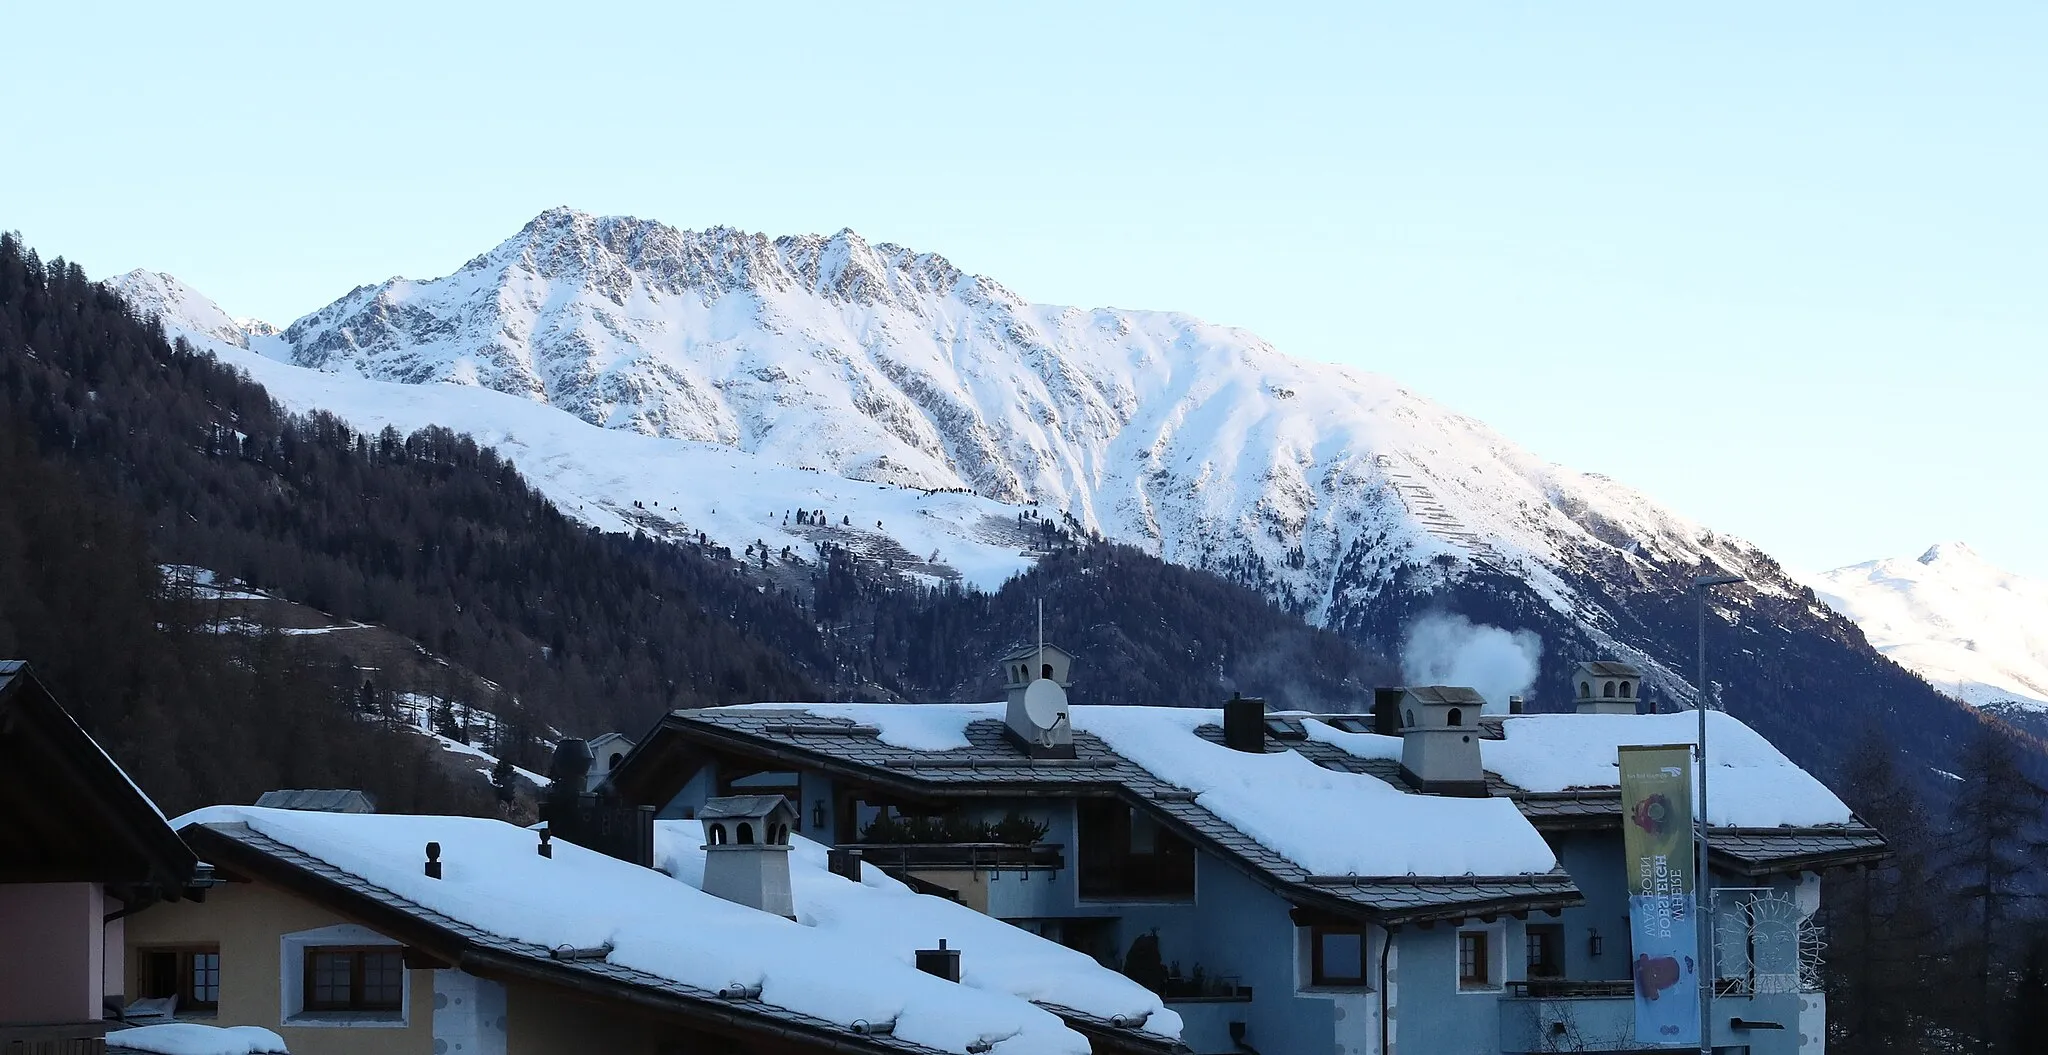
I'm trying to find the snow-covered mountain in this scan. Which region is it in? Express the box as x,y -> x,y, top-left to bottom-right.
1805,543 -> 2048,713
108,207 -> 1804,695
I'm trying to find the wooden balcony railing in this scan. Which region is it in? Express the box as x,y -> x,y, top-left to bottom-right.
0,1021 -> 108,1055
1505,979 -> 1635,999
835,842 -> 1066,871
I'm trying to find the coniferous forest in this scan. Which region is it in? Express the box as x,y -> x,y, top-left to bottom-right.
4,230 -> 2046,1050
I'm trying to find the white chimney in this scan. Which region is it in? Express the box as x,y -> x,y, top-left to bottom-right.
699,795 -> 798,919
1397,686 -> 1487,796
1000,641 -> 1075,759
1573,661 -> 1643,715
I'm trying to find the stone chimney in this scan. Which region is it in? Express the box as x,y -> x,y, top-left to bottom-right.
1222,694 -> 1267,753
699,795 -> 798,919
1573,661 -> 1643,715
915,939 -> 961,983
1396,686 -> 1488,796
1001,642 -> 1075,759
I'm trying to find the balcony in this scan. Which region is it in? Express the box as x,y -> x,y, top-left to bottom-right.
0,1022 -> 108,1055
1498,982 -> 1636,1054
835,842 -> 1066,872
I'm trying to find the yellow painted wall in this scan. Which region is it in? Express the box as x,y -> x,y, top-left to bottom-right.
505,984 -> 663,1055
123,879 -> 431,1055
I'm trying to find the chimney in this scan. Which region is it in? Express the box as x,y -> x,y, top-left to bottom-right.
827,847 -> 864,882
1508,695 -> 1525,715
1396,686 -> 1488,796
699,796 -> 798,919
1371,688 -> 1405,736
1223,694 -> 1267,753
916,939 -> 961,983
1001,642 -> 1075,759
1573,661 -> 1644,715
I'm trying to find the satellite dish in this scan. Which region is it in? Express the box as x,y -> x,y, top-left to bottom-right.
1022,679 -> 1068,730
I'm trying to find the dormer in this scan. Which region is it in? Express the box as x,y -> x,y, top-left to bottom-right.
1574,661 -> 1643,715
699,795 -> 798,919
1397,686 -> 1487,796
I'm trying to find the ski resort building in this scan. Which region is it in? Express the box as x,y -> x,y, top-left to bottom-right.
605,655 -> 1889,1055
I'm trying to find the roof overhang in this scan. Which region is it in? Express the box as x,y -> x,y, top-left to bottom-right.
0,663 -> 198,896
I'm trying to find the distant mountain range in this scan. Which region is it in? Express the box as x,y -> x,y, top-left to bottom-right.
108,208 -> 2033,790
1806,543 -> 2048,730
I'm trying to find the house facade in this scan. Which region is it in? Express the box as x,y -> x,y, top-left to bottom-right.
605,658 -> 1886,1055
0,661 -> 203,1055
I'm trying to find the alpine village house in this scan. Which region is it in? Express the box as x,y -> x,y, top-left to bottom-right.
3,645 -> 1887,1055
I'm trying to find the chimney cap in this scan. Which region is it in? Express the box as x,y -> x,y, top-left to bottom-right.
699,796 -> 798,822
1402,685 -> 1487,707
1573,660 -> 1642,679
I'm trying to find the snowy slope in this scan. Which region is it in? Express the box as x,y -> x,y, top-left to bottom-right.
107,209 -> 1793,677
1803,543 -> 2048,712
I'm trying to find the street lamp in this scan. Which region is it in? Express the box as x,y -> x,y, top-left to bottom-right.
1693,571 -> 1744,1055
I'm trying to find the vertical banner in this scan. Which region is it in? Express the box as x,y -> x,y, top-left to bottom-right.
1620,744 -> 1702,1047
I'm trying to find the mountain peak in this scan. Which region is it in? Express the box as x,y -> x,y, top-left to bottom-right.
1917,541 -> 1978,566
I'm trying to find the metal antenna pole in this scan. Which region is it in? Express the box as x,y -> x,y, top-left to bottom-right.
1693,571 -> 1743,1055
1036,598 -> 1044,681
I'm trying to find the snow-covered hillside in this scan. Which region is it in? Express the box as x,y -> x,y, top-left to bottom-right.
1804,543 -> 2048,712
108,208 -> 1801,694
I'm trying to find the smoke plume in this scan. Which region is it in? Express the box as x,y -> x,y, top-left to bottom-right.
1399,613 -> 1543,714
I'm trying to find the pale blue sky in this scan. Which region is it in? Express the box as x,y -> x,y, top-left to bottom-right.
8,2 -> 2044,577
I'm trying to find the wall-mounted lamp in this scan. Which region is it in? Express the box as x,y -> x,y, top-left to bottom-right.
812,799 -> 827,831
1588,929 -> 1604,957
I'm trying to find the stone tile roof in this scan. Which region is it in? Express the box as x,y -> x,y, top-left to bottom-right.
196,822 -> 965,1055
195,822 -> 1186,1055
667,709 -> 1583,923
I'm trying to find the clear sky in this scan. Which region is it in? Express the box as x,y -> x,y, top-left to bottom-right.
8,2 -> 2044,577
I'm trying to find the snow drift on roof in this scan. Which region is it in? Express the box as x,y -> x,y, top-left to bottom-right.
724,703 -> 1557,877
1479,712 -> 1853,827
1072,707 -> 1558,876
172,806 -> 1093,1055
654,823 -> 1177,1039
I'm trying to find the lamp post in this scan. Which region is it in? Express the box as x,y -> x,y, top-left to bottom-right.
1693,571 -> 1744,1055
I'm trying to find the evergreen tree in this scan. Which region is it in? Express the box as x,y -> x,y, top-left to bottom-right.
1947,722 -> 2048,1053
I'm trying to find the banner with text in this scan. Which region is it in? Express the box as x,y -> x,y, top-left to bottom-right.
1620,744 -> 1701,1047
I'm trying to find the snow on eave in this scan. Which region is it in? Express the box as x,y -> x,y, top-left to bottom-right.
170,806 -> 1092,1055
713,702 -> 1560,879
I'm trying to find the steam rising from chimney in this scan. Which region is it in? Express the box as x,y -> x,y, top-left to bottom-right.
1399,613 -> 1542,714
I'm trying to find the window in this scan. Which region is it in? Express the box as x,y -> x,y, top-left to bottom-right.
1446,707 -> 1464,727
1579,681 -> 1591,698
303,947 -> 403,1012
1077,799 -> 1195,900
1525,925 -> 1564,979
1310,926 -> 1369,988
1619,682 -> 1633,699
1458,931 -> 1491,989
140,945 -> 220,1012
1603,681 -> 1617,698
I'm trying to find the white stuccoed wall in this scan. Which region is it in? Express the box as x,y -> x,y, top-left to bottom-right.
433,968 -> 508,1055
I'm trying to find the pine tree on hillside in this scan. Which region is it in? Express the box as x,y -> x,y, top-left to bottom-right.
1824,725 -> 1952,1053
1948,722 -> 2048,1054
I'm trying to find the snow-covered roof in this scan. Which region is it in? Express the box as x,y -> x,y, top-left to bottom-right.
174,806 -> 1170,1055
1479,711 -> 1854,827
726,703 -> 1558,877
654,822 -> 1176,1040
1297,709 -> 1854,828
